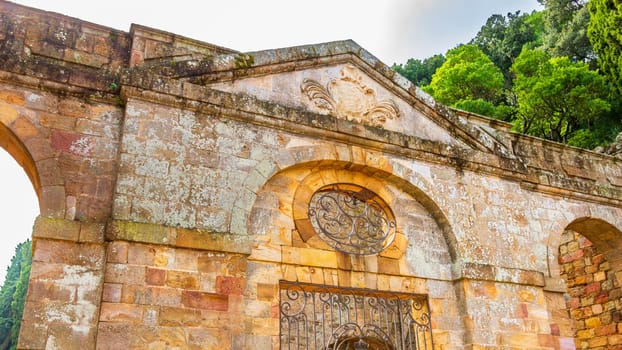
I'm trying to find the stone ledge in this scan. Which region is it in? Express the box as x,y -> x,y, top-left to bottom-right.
257,257 -> 546,288
105,220 -> 252,255
453,262 -> 545,287
0,70 -> 119,104
176,228 -> 252,255
33,216 -> 105,243
33,218 -> 549,288
543,277 -> 567,293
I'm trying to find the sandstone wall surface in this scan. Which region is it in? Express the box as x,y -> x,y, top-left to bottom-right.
2,2 -> 622,349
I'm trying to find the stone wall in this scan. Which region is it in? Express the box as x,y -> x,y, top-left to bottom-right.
2,1 -> 622,349
559,230 -> 622,349
98,239 -> 247,349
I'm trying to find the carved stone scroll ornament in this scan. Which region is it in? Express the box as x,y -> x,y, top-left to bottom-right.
301,65 -> 400,127
308,185 -> 396,255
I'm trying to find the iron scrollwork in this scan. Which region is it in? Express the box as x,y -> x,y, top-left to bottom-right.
308,186 -> 396,255
279,281 -> 433,350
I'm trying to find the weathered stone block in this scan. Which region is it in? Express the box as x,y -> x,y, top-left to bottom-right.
33,216 -> 80,241
33,239 -> 105,268
166,270 -> 199,290
26,280 -> 74,302
106,241 -> 129,263
145,267 -> 166,286
181,328 -> 228,349
104,263 -> 145,285
377,256 -> 400,275
121,285 -> 181,307
99,302 -> 144,323
158,306 -> 201,327
181,291 -> 228,311
127,243 -> 156,266
256,283 -> 276,301
95,323 -> 131,350
49,322 -> 100,349
216,276 -> 245,295
102,283 -> 122,303
176,228 -> 252,254
79,221 -> 105,243
106,220 -> 171,245
17,322 -> 48,349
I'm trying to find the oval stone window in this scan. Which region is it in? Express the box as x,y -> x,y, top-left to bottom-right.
308,184 -> 396,255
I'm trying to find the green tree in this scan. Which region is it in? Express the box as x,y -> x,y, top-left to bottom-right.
511,48 -> 611,147
392,54 -> 445,86
524,11 -> 546,48
588,0 -> 622,95
0,240 -> 32,350
539,0 -> 593,63
423,45 -> 505,117
503,11 -> 545,64
470,14 -> 508,68
471,11 -> 545,78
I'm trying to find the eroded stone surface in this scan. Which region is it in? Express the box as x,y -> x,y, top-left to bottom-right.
2,2 -> 622,349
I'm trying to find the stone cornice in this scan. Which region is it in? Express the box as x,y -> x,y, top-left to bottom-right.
118,82 -> 622,207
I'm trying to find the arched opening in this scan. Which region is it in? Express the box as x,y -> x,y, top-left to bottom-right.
0,149 -> 38,279
0,112 -> 66,219
251,162 -> 457,348
0,122 -> 40,280
0,122 -> 40,202
557,218 -> 622,349
0,127 -> 39,350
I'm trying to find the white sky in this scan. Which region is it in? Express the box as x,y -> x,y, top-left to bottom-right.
0,150 -> 38,283
0,0 -> 542,283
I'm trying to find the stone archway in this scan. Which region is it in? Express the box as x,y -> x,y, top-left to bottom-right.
0,127 -> 39,350
0,121 -> 40,199
558,218 -> 622,349
0,111 -> 65,218
1,87 -> 114,349
245,161 -> 464,349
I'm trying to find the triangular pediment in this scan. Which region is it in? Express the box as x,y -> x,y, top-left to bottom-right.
206,62 -> 468,147
134,38 -> 515,158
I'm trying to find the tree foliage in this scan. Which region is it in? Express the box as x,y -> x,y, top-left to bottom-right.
393,1 -> 622,149
588,0 -> 622,95
539,0 -> 593,62
392,54 -> 445,87
511,48 -> 610,147
471,11 -> 545,77
423,45 -> 504,116
470,14 -> 507,68
0,240 -> 32,350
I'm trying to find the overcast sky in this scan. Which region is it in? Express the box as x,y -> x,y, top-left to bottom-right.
0,0 -> 542,283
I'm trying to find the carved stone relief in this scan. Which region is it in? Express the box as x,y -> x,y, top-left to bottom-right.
301,65 -> 400,127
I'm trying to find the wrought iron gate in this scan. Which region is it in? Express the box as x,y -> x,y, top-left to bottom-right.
279,281 -> 433,350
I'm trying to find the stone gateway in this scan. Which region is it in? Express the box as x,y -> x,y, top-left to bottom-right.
1,2 -> 622,349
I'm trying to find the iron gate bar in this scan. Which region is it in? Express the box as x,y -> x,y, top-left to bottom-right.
279,280 -> 433,350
